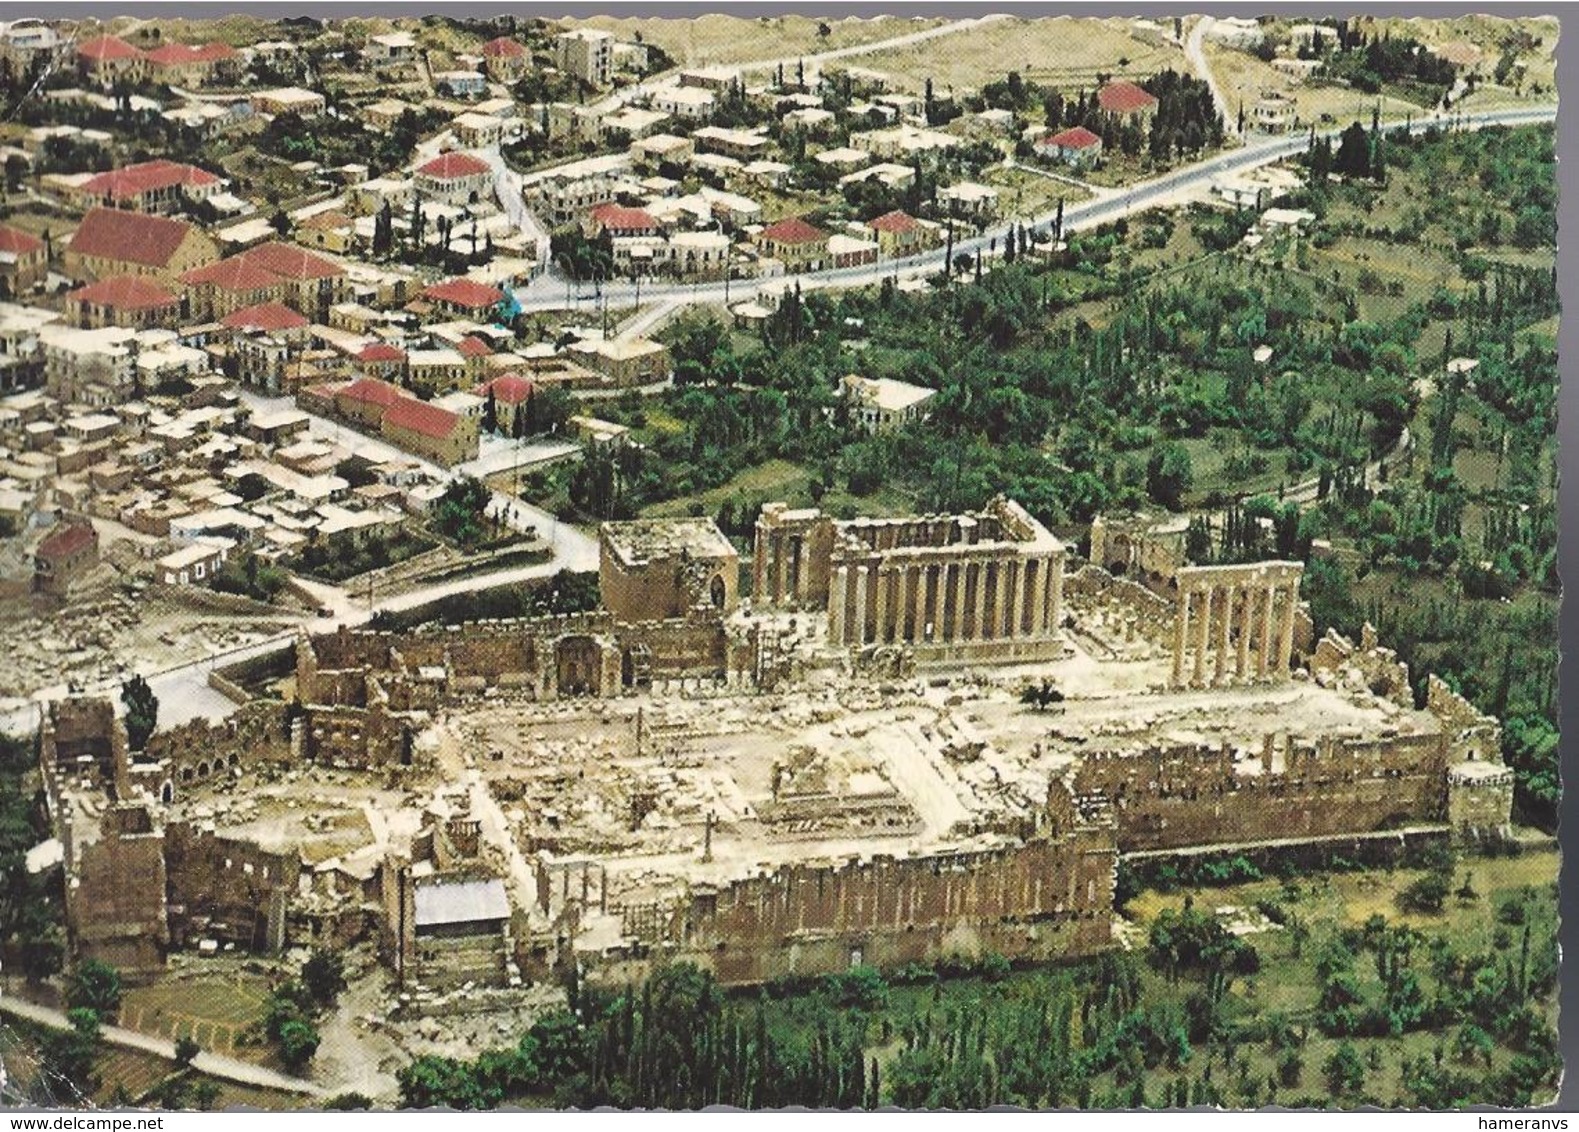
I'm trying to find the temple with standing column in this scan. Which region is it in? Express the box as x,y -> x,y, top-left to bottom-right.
752,495 -> 1067,663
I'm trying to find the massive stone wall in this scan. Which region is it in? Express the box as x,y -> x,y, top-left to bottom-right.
164,820 -> 301,952
667,831 -> 1113,984
296,610 -> 737,710
66,805 -> 169,975
1072,731 -> 1451,853
137,700 -> 293,797
575,786 -> 1116,986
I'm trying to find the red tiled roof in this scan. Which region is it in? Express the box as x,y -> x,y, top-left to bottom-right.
68,208 -> 196,269
79,159 -> 220,201
192,42 -> 239,62
416,152 -> 491,180
759,216 -> 825,245
868,209 -> 919,234
145,41 -> 237,66
457,335 -> 492,358
478,373 -> 534,404
180,257 -> 280,292
67,274 -> 179,310
589,203 -> 658,232
220,301 -> 309,332
384,396 -> 462,440
482,36 -> 526,57
338,377 -> 404,406
0,224 -> 43,256
238,241 -> 344,281
182,242 -> 344,291
78,35 -> 142,62
357,342 -> 408,363
422,278 -> 505,309
37,521 -> 96,560
1044,126 -> 1102,149
1097,81 -> 1159,114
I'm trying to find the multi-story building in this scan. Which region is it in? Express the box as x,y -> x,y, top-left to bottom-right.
68,159 -> 226,216
76,35 -> 148,86
65,208 -> 220,286
0,223 -> 47,295
753,216 -> 827,273
413,152 -> 493,205
481,36 -> 529,83
553,28 -> 614,88
65,275 -> 183,329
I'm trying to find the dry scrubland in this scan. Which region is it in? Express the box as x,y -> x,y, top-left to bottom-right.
854,17 -> 1184,96
566,14 -> 945,69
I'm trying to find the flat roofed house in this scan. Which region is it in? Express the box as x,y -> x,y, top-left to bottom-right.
841,373 -> 937,433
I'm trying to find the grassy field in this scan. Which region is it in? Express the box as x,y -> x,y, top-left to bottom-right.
120,974 -> 273,1062
1202,43 -> 1428,131
568,14 -> 945,71
854,17 -> 1184,97
981,165 -> 1091,219
640,456 -> 917,525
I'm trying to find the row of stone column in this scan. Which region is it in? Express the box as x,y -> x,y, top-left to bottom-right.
753,527 -> 807,607
1170,581 -> 1297,688
829,555 -> 1062,647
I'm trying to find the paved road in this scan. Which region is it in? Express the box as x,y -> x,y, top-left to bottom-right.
506,104 -> 1555,315
0,992 -> 327,1098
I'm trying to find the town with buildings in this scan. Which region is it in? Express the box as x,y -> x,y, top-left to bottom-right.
0,11 -> 1561,1113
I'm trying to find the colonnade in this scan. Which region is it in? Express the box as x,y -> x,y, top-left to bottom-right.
1170,576 -> 1298,688
828,553 -> 1063,648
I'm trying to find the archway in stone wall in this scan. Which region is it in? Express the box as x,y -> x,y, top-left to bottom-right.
161,780 -> 174,804
180,767 -> 194,783
197,761 -> 210,779
710,574 -> 727,608
555,635 -> 603,697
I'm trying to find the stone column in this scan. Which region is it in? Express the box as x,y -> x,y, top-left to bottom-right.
1029,557 -> 1047,638
992,562 -> 1008,639
1172,588 -> 1191,687
1008,559 -> 1025,638
1214,583 -> 1232,684
794,537 -> 810,605
753,524 -> 767,606
972,561 -> 988,641
774,532 -> 787,607
1049,554 -> 1063,635
1192,585 -> 1212,686
951,561 -> 968,642
874,565 -> 891,644
852,565 -> 869,645
897,563 -> 914,642
1258,584 -> 1275,677
828,566 -> 847,645
1277,581 -> 1297,673
1235,586 -> 1251,677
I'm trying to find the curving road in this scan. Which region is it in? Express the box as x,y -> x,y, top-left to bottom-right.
507,104 -> 1556,316
0,992 -> 327,1099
